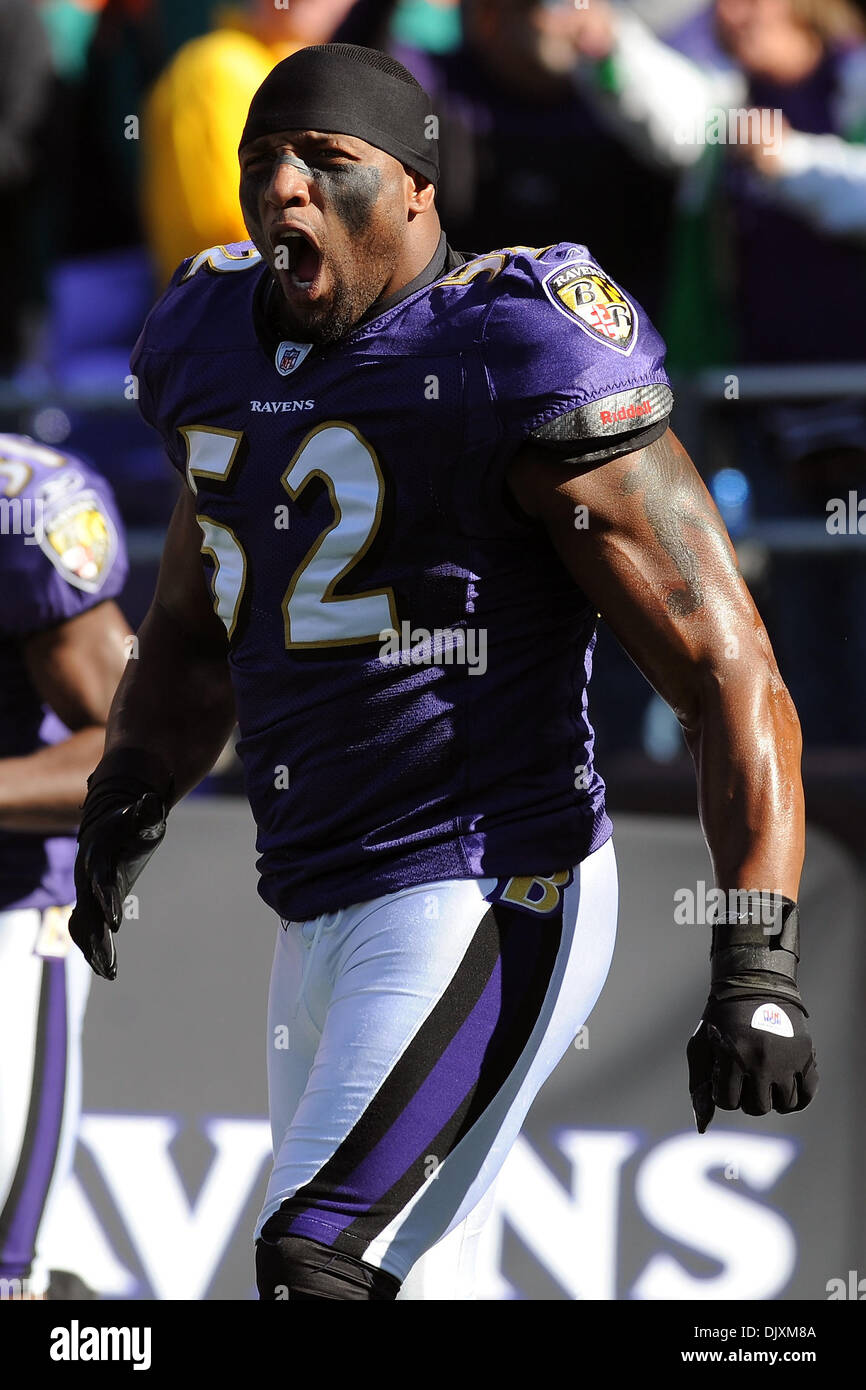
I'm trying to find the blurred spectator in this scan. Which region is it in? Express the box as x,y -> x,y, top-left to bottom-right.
0,0 -> 54,373
336,0 -> 462,52
67,1 -> 168,256
2,2 -> 169,376
335,0 -> 402,47
390,0 -> 461,52
38,0 -> 105,80
563,0 -> 866,370
141,0 -> 358,282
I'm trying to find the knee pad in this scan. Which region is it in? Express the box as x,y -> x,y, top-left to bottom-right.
255,1233 -> 401,1301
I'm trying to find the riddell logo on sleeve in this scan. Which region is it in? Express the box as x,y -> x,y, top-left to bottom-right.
600,400 -> 654,426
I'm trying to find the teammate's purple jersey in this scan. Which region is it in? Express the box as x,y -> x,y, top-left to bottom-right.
0,435 -> 128,911
132,241 -> 672,920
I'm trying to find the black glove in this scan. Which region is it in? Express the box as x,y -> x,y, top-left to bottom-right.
687,894 -> 818,1132
69,748 -> 173,980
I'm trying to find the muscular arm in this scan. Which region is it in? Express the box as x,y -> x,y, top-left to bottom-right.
102,485 -> 237,803
0,601 -> 131,832
508,428 -> 804,899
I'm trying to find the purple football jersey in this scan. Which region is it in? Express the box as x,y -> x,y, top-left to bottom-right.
132,240 -> 672,920
0,435 -> 128,911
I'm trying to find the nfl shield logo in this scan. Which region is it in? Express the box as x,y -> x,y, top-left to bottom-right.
275,340 -> 312,376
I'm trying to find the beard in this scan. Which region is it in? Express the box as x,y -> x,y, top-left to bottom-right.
273,256 -> 389,346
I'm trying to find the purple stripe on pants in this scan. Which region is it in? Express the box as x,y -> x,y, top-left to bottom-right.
289,957 -> 505,1241
0,959 -> 68,1270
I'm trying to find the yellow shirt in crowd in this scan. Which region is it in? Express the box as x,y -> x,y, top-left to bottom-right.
142,19 -> 299,284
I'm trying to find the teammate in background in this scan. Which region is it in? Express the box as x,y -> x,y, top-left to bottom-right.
0,435 -> 130,1298
70,45 -> 817,1302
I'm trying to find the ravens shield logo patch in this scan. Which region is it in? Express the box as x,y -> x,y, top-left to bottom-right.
38,491 -> 117,593
543,262 -> 638,355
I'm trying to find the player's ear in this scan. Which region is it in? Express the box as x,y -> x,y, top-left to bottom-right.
406,171 -> 435,217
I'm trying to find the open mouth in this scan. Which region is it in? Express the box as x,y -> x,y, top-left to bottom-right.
272,226 -> 323,295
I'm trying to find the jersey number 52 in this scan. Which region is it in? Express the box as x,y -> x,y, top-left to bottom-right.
181,422 -> 398,649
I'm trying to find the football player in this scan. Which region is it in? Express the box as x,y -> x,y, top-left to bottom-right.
0,434 -> 130,1297
69,44 -> 817,1302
